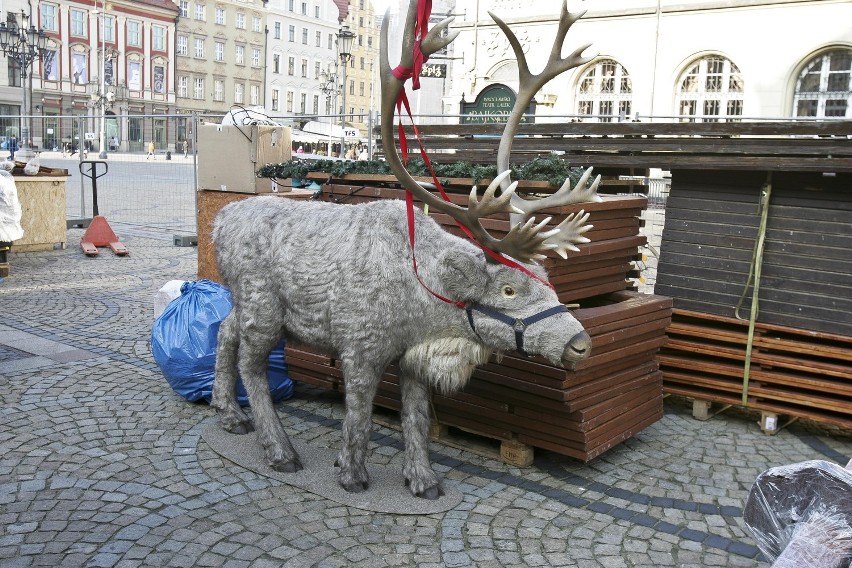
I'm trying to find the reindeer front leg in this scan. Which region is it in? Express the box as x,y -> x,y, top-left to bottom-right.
336,358 -> 383,493
399,373 -> 444,500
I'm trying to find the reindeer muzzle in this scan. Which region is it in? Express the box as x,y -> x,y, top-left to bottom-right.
465,303 -> 575,358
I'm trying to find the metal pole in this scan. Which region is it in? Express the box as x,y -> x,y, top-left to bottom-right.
340,60 -> 347,158
98,2 -> 107,159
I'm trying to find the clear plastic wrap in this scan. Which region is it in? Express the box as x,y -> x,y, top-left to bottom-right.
744,459 -> 852,567
0,170 -> 23,242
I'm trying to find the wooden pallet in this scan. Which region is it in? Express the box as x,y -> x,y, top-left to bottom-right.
660,308 -> 852,429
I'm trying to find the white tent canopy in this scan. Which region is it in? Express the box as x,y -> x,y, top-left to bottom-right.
303,120 -> 361,140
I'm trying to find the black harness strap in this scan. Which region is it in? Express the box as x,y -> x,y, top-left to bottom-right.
465,303 -> 569,357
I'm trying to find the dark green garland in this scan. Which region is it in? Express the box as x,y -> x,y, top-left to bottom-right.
256,155 -> 586,188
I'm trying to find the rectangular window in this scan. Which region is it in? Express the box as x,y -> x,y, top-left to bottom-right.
42,49 -> 58,80
273,54 -> 280,73
235,83 -> 244,104
300,93 -> 306,113
127,20 -> 141,46
251,48 -> 260,67
301,2 -> 307,15
195,38 -> 204,58
302,28 -> 308,44
236,13 -> 245,29
315,6 -> 320,18
288,25 -> 295,42
178,76 -> 188,97
129,117 -> 142,143
252,16 -> 261,33
313,94 -> 319,114
215,41 -> 224,61
177,36 -> 188,56
180,0 -> 189,17
152,25 -> 165,51
314,61 -> 320,78
288,0 -> 294,11
301,59 -> 307,77
286,91 -> 293,113
70,9 -> 85,37
272,89 -> 280,112
40,4 -> 57,32
328,34 -> 333,50
235,45 -> 245,65
103,15 -> 115,42
288,56 -> 294,76
127,61 -> 140,90
359,81 -> 364,96
194,77 -> 204,99
251,84 -> 260,105
195,3 -> 205,20
315,31 -> 321,47
215,7 -> 225,24
214,79 -> 224,101
274,22 -> 281,39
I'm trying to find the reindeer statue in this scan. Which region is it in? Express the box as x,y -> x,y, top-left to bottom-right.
211,0 -> 598,499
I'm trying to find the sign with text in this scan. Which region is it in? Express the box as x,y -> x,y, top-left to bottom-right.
460,83 -> 536,124
419,63 -> 446,79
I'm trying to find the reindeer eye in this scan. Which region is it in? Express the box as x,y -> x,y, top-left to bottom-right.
501,285 -> 517,298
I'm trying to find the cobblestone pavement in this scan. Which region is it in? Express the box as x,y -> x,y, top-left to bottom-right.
2,226 -> 851,568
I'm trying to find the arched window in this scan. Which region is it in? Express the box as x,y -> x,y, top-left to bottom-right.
576,59 -> 632,122
675,56 -> 743,122
793,49 -> 852,118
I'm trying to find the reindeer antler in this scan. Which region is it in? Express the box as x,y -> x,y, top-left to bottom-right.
381,1 -> 598,263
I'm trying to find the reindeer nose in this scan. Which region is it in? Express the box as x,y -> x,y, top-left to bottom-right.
564,330 -> 592,361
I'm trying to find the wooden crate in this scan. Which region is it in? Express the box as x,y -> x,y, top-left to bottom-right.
13,175 -> 69,252
196,189 -> 315,283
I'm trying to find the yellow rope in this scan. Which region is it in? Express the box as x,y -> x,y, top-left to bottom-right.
734,173 -> 772,407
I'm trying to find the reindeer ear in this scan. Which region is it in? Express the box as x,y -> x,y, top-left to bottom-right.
439,249 -> 489,301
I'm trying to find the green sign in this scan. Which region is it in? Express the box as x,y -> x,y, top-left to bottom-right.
460,84 -> 536,124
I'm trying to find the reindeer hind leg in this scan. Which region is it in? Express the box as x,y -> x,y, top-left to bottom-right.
211,311 -> 253,434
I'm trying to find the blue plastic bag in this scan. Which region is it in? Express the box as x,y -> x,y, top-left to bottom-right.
151,279 -> 293,405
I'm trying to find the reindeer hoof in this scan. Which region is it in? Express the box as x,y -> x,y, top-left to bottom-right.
405,479 -> 445,500
270,458 -> 303,473
340,481 -> 369,493
230,422 -> 255,435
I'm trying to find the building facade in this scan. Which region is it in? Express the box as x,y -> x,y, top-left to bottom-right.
174,0 -> 267,145
442,0 -> 852,122
1,0 -> 179,153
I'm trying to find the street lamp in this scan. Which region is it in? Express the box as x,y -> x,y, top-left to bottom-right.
337,24 -> 354,158
0,9 -> 48,160
318,65 -> 339,157
90,45 -> 118,159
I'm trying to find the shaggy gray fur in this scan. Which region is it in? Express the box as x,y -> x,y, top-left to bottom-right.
212,196 -> 591,499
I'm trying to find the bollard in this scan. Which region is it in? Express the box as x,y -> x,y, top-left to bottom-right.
166,150 -> 172,160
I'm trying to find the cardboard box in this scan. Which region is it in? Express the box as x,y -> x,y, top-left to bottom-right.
197,124 -> 292,193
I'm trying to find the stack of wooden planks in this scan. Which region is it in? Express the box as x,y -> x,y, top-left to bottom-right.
321,177 -> 647,302
661,309 -> 852,429
287,291 -> 671,462
656,170 -> 852,427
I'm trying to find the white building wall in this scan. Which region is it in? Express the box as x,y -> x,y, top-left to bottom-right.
438,0 -> 852,120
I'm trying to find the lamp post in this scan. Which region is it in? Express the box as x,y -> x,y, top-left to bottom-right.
0,9 -> 47,160
337,24 -> 354,158
90,48 -> 118,159
318,65 -> 339,157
